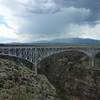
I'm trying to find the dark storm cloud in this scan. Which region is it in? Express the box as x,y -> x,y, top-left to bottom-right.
54,0 -> 100,21
0,0 -> 100,42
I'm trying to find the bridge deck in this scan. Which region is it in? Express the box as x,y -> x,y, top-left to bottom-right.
0,44 -> 100,74
0,44 -> 100,48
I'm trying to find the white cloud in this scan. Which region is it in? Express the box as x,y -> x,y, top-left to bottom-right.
0,0 -> 60,15
0,24 -> 39,43
1,0 -> 99,43
65,23 -> 100,40
19,0 -> 59,13
0,24 -> 18,39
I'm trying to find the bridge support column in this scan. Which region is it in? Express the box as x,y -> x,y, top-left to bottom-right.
89,54 -> 95,67
89,56 -> 94,67
34,48 -> 38,74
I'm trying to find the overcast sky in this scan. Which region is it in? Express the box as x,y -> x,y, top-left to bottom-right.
0,0 -> 100,43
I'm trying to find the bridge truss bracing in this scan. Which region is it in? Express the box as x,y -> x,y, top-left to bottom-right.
0,45 -> 100,73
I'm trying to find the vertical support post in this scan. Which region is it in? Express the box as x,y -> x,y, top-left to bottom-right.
30,48 -> 33,62
91,55 -> 94,67
2,48 -> 4,55
14,48 -> 16,56
89,56 -> 94,67
89,49 -> 95,67
19,48 -> 22,58
34,48 -> 37,74
8,48 -> 10,55
8,47 -> 11,55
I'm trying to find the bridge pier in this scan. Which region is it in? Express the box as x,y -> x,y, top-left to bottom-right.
92,56 -> 95,67
89,56 -> 95,67
88,49 -> 95,67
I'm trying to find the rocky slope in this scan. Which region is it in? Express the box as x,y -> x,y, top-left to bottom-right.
38,51 -> 100,100
0,58 -> 60,100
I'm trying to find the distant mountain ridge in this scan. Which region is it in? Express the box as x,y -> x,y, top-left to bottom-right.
36,38 -> 100,45
0,38 -> 100,45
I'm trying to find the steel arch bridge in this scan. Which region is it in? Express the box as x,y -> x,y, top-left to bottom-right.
0,44 -> 100,73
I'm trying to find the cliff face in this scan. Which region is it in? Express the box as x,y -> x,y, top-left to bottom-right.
0,58 -> 59,100
38,51 -> 100,100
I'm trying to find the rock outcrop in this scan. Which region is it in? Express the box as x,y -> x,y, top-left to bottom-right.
39,51 -> 100,100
